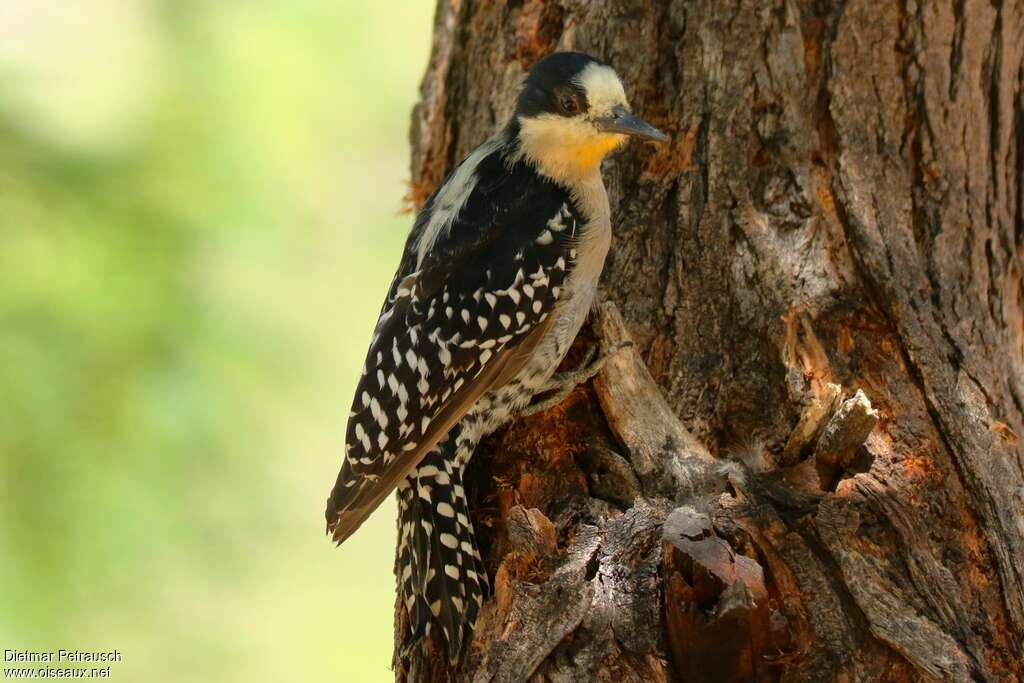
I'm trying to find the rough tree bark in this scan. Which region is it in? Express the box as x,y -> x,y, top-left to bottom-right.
395,1 -> 1024,681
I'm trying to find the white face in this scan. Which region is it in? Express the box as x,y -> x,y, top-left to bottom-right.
517,64 -> 632,182
575,63 -> 629,119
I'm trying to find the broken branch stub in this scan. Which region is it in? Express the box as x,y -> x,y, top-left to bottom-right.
592,301 -> 718,502
662,506 -> 778,683
813,389 -> 879,490
780,382 -> 843,466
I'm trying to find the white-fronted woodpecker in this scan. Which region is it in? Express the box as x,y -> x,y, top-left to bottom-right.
325,51 -> 668,660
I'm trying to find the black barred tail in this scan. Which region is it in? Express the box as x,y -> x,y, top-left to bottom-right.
396,436 -> 489,661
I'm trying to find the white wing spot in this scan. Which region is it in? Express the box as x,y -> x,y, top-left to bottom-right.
547,210 -> 566,231
354,422 -> 371,451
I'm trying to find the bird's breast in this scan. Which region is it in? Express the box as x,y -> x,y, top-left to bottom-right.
564,170 -> 612,299
530,173 -> 611,379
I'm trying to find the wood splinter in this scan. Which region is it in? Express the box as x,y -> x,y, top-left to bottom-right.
813,389 -> 878,490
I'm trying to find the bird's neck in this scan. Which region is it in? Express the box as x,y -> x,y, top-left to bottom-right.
506,116 -> 624,186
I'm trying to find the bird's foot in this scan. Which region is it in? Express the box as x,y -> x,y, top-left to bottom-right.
520,341 -> 632,417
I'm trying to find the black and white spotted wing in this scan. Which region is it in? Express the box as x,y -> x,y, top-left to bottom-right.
325,149 -> 583,543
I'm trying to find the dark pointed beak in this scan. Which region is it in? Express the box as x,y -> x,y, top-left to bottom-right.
596,105 -> 669,142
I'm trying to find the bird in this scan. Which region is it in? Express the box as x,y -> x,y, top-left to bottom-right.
325,51 -> 668,661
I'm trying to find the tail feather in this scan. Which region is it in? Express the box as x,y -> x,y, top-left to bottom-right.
396,481 -> 429,642
451,463 -> 487,630
396,437 -> 486,661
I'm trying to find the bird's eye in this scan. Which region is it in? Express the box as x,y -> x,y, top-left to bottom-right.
559,94 -> 580,115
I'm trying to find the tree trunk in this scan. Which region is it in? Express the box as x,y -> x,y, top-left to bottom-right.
395,1 -> 1024,681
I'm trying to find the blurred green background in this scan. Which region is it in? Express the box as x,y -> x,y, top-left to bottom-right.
0,1 -> 433,680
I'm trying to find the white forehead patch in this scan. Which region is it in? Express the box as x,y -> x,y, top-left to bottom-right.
574,63 -> 627,116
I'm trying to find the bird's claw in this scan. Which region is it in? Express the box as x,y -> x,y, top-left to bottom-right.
520,341 -> 632,417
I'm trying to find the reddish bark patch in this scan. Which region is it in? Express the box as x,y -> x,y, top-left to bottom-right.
511,0 -> 565,67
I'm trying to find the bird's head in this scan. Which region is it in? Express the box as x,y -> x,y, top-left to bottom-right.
512,52 -> 668,182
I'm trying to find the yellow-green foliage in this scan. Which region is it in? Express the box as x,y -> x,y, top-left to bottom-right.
0,2 -> 432,680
